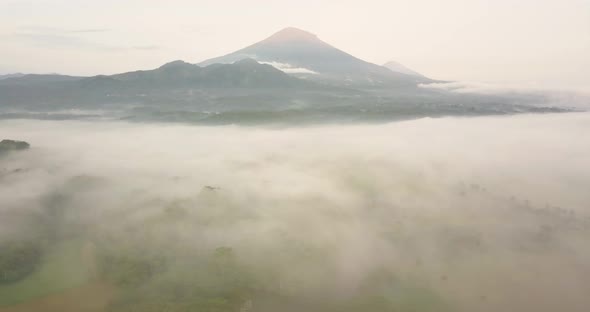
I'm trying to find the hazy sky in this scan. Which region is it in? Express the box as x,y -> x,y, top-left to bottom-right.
0,0 -> 589,88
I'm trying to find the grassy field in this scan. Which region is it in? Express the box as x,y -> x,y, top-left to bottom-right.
0,240 -> 94,307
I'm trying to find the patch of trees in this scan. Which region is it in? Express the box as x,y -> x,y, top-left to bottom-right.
0,139 -> 30,154
99,251 -> 166,287
0,241 -> 42,283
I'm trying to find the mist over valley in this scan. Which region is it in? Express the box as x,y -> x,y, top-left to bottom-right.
1,114 -> 590,311
1,2 -> 589,311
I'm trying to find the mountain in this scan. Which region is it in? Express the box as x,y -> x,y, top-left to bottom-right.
1,59 -> 312,90
0,59 -> 340,112
0,73 -> 25,80
383,61 -> 424,77
200,27 -> 433,87
0,59 -> 317,91
108,58 -> 313,89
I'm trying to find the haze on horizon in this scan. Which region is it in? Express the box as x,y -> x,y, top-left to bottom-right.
1,0 -> 589,90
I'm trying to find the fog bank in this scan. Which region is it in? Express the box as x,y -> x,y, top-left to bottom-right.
1,113 -> 589,311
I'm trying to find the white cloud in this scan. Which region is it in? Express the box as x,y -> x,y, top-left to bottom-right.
260,61 -> 319,74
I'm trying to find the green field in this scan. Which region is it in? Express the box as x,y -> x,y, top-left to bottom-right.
0,240 -> 94,307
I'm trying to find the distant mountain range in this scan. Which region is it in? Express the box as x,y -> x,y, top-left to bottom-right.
0,27 -> 567,124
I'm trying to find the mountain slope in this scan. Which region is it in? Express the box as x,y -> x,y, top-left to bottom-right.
383,61 -> 424,77
200,27 -> 433,87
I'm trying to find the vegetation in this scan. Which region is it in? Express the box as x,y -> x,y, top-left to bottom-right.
1,170 -> 585,311
0,139 -> 30,154
0,240 -> 93,306
0,241 -> 41,284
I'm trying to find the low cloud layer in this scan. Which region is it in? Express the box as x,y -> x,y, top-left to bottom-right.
1,113 -> 589,311
420,82 -> 590,109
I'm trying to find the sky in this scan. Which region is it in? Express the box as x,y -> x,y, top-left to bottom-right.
0,0 -> 589,89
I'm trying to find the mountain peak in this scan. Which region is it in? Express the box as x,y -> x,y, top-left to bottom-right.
159,60 -> 193,70
263,27 -> 319,43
